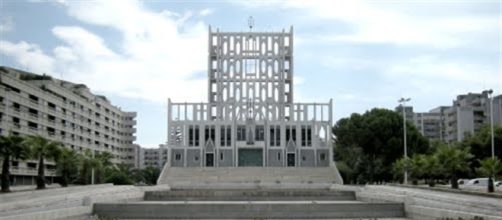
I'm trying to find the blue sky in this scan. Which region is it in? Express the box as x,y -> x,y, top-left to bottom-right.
1,0 -> 501,148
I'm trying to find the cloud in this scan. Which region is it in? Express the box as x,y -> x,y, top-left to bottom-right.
236,0 -> 498,49
2,0 -> 209,103
0,40 -> 54,74
199,8 -> 214,17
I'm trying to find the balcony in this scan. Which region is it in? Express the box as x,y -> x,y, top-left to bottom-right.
29,113 -> 39,120
10,167 -> 57,177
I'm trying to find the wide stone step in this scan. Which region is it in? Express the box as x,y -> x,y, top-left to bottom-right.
158,167 -> 343,185
144,189 -> 356,201
93,201 -> 405,219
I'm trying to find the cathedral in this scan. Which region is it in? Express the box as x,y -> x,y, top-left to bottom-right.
166,25 -> 335,168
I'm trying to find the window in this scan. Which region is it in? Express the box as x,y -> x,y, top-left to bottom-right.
237,126 -> 246,141
175,154 -> 181,161
275,126 -> 280,146
226,126 -> 231,146
269,125 -> 280,146
12,102 -> 20,111
47,102 -> 56,110
220,125 -> 231,146
286,126 -> 297,142
220,152 -> 224,160
320,153 -> 326,161
194,155 -> 199,161
205,125 -> 215,142
220,126 -> 226,146
301,125 -> 312,147
29,94 -> 39,103
29,108 -> 38,116
189,125 -> 194,146
255,126 -> 264,141
270,127 -> 275,146
278,152 -> 281,161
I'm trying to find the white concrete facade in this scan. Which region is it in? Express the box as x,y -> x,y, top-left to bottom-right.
138,144 -> 168,169
397,91 -> 502,143
0,67 -> 138,185
166,26 -> 337,169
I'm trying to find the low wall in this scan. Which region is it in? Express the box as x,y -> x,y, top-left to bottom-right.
0,184 -> 169,220
335,185 -> 502,220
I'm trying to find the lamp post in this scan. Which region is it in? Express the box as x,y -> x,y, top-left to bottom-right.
398,97 -> 411,184
485,89 -> 494,159
91,150 -> 95,185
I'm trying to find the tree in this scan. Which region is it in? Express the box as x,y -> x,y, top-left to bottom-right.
476,158 -> 502,193
25,136 -> 62,189
0,135 -> 31,192
422,154 -> 441,187
333,108 -> 430,183
461,125 -> 502,174
434,143 -> 473,189
105,163 -> 134,185
141,166 -> 161,185
77,149 -> 93,185
94,151 -> 114,184
56,148 -> 80,187
393,154 -> 425,185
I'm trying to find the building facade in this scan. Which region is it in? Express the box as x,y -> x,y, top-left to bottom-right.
396,91 -> 501,143
444,92 -> 491,143
0,66 -> 138,185
166,26 -> 334,168
138,144 -> 168,169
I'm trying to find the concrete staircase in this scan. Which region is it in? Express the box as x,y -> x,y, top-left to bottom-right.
93,187 -> 405,219
0,184 -> 148,220
157,166 -> 344,185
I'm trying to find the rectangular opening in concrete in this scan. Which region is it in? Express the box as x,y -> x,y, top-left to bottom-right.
238,148 -> 263,167
205,153 -> 214,167
287,153 -> 295,167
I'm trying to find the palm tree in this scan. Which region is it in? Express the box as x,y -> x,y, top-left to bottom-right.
434,144 -> 472,189
142,166 -> 161,185
78,149 -> 93,185
422,154 -> 440,187
57,148 -> 79,187
476,158 -> 502,193
26,135 -> 62,189
0,134 -> 31,192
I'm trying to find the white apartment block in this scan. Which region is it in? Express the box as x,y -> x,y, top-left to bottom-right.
138,144 -> 168,169
397,91 -> 501,143
0,66 -> 138,185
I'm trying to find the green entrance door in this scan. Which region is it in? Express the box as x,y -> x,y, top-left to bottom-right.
238,149 -> 263,167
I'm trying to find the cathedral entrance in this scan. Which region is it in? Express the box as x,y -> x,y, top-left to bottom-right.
238,149 -> 263,167
287,153 -> 296,167
206,153 -> 214,167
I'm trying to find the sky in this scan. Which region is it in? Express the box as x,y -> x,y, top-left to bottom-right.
0,0 -> 501,148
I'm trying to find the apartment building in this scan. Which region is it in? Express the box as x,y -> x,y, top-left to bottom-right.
444,92 -> 491,142
396,91 -> 501,143
138,144 -> 168,169
0,66 -> 138,185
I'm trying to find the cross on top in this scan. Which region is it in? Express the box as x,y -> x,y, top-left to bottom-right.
248,16 -> 254,31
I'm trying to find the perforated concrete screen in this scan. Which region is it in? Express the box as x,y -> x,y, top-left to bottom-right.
166,26 -> 335,168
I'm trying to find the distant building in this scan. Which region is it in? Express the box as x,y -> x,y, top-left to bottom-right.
0,66 -> 138,185
413,112 -> 442,141
444,92 -> 490,143
396,91 -> 501,143
138,144 -> 168,169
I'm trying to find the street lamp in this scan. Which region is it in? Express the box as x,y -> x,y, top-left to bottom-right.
91,150 -> 95,185
398,97 -> 411,184
485,89 -> 494,159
